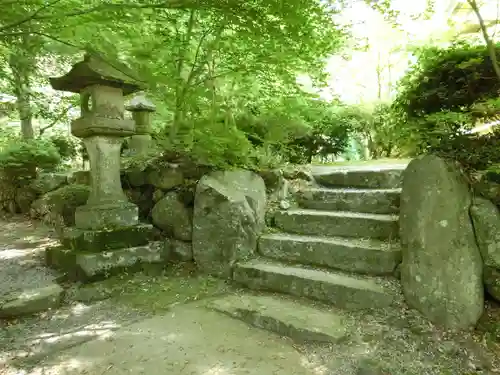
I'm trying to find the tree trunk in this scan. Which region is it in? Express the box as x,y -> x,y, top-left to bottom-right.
9,36 -> 35,140
17,88 -> 33,139
170,9 -> 197,140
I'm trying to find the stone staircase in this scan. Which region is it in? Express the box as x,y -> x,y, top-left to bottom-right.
232,164 -> 407,310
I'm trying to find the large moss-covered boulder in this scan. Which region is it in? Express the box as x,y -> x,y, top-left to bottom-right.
30,184 -> 90,227
15,186 -> 37,213
30,172 -> 68,194
68,170 -> 91,186
147,165 -> 184,190
192,170 -> 266,278
124,186 -> 154,220
470,197 -> 500,269
484,266 -> 500,302
0,175 -> 17,211
400,155 -> 483,330
151,191 -> 192,241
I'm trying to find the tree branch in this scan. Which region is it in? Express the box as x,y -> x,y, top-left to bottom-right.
191,66 -> 240,87
0,0 -> 64,32
34,0 -> 211,20
467,0 -> 500,81
38,106 -> 72,136
185,24 -> 223,87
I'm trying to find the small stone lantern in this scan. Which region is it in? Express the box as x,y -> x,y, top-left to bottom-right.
50,52 -> 144,230
126,92 -> 156,155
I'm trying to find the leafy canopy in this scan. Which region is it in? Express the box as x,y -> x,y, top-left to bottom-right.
0,0 -> 351,169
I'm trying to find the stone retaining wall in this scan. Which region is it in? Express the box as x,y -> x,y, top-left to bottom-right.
0,160 -> 309,271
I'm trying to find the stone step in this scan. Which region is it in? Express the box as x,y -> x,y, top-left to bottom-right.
274,209 -> 399,240
207,294 -> 347,343
232,259 -> 400,309
259,233 -> 401,275
313,167 -> 405,189
46,241 -> 168,282
0,283 -> 64,318
297,187 -> 401,214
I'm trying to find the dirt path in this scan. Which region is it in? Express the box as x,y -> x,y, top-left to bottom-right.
0,215 -> 60,299
0,216 -> 231,373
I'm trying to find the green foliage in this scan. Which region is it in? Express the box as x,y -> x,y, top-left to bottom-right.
429,129 -> 500,171
394,42 -> 500,118
0,0 -> 349,169
388,41 -> 500,156
394,110 -> 474,155
0,126 -> 19,151
173,116 -> 258,169
0,138 -> 61,183
47,133 -> 79,160
235,97 -> 351,164
325,103 -> 402,159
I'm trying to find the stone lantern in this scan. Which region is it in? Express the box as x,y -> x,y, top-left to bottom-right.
126,92 -> 156,155
46,52 -> 164,282
50,52 -> 142,230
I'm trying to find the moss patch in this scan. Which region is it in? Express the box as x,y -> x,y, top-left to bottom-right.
72,264 -> 233,314
60,224 -> 153,252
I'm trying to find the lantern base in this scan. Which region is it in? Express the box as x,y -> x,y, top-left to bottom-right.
75,201 -> 139,231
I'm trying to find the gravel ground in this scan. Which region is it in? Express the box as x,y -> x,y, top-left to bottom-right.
296,300 -> 500,374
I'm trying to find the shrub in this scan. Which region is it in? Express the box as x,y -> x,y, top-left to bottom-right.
394,42 -> 500,117
0,138 -> 61,184
236,98 -> 352,164
391,42 -> 500,156
396,110 -> 474,155
47,134 -> 79,161
155,116 -> 258,169
429,129 -> 500,171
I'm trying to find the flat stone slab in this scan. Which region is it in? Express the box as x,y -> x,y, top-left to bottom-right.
46,241 -> 168,282
208,294 -> 347,343
313,167 -> 406,189
34,304 -> 318,374
274,209 -> 399,240
60,224 -> 153,252
0,283 -> 63,318
259,233 -> 401,275
233,259 -> 400,309
297,187 -> 401,214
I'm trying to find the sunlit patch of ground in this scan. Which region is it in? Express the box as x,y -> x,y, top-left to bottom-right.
0,216 -> 60,299
312,158 -> 412,167
1,264 -> 233,373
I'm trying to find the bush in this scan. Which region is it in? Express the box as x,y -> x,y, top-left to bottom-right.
47,134 -> 79,161
236,98 -> 352,164
156,116 -> 258,169
0,138 -> 61,187
394,110 -> 474,155
324,103 -> 403,159
390,42 -> 500,156
394,42 -> 500,117
429,129 -> 500,171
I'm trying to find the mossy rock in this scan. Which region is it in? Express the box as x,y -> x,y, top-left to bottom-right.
485,166 -> 500,184
31,184 -> 90,226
